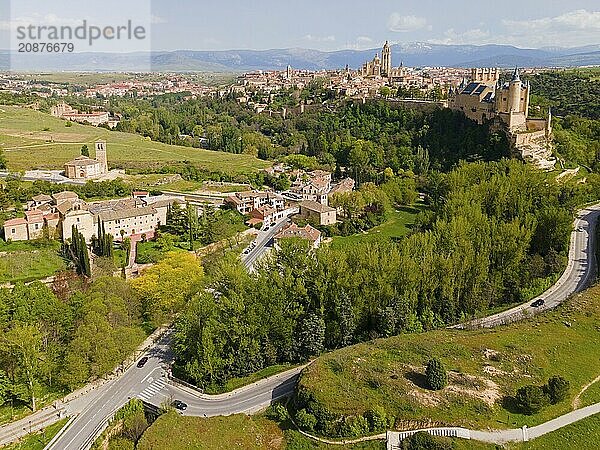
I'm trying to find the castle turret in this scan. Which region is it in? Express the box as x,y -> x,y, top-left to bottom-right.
508,67 -> 522,113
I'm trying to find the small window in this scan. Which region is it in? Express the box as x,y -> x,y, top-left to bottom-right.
11,228 -> 15,233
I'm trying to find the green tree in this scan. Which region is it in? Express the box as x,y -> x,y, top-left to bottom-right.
545,375 -> 570,404
425,358 -> 447,391
0,324 -> 44,411
516,384 -> 549,414
81,145 -> 90,157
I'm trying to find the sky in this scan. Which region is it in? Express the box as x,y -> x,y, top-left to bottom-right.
1,0 -> 600,52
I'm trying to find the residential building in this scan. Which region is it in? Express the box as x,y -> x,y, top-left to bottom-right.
274,223 -> 322,249
225,191 -> 284,214
298,200 -> 337,226
247,205 -> 285,228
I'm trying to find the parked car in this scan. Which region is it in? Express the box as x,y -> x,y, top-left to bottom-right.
137,356 -> 149,368
172,400 -> 187,410
531,299 -> 545,308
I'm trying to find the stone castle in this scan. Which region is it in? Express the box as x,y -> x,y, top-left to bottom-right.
448,67 -> 555,170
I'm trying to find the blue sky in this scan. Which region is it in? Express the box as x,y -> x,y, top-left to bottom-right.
149,0 -> 600,50
2,0 -> 600,52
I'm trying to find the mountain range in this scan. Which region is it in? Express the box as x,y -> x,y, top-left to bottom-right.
2,42 -> 600,72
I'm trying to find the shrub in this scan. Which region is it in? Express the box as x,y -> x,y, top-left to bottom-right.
266,403 -> 288,422
545,375 -> 570,404
365,406 -> 391,432
425,358 -> 447,390
516,384 -> 549,414
340,415 -> 370,437
295,408 -> 317,431
402,431 -> 451,450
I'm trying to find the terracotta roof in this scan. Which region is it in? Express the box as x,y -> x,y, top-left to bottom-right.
52,191 -> 79,201
275,223 -> 321,242
64,156 -> 100,167
299,200 -> 335,213
3,218 -> 27,227
99,206 -> 157,222
32,194 -> 52,202
24,210 -> 44,223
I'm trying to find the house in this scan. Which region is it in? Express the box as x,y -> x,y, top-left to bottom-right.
298,200 -> 337,226
3,218 -> 28,241
225,191 -> 284,214
274,223 -> 322,248
290,170 -> 332,205
247,205 -> 285,228
329,177 -> 355,195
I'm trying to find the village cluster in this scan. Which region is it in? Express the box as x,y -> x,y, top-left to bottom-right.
3,140 -> 354,254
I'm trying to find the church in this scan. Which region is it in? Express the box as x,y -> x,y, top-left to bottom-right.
449,68 -> 555,170
360,41 -> 407,81
64,140 -> 109,180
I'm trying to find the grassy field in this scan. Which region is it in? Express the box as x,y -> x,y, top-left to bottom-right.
0,240 -> 66,284
1,418 -> 68,450
330,204 -> 424,249
137,412 -> 386,450
296,284 -> 600,433
0,106 -> 269,175
137,412 -> 284,450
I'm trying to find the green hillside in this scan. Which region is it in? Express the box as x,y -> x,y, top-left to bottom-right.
0,106 -> 268,175
295,284 -> 600,435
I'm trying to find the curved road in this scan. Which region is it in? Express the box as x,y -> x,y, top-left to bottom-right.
1,204 -> 597,449
456,204 -> 600,328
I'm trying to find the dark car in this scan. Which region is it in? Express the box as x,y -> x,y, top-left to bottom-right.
137,356 -> 149,368
172,400 -> 187,410
531,299 -> 545,308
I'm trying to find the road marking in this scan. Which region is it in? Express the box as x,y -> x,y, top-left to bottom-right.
141,366 -> 161,384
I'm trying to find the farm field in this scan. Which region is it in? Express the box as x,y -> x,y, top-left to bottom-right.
0,106 -> 269,175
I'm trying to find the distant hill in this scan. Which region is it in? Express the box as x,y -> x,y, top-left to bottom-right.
2,43 -> 600,72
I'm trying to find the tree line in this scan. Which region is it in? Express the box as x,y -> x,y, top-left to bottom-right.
171,159 -> 597,391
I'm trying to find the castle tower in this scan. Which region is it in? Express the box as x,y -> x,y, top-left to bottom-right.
381,41 -> 392,77
508,67 -> 522,113
95,140 -> 108,174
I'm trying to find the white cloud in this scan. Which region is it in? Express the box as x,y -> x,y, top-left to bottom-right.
428,28 -> 491,45
499,9 -> 600,47
356,36 -> 373,44
503,9 -> 600,32
388,13 -> 429,33
303,34 -> 335,43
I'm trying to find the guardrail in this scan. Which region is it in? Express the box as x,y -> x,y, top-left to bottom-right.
42,414 -> 77,450
386,428 -> 471,450
77,404 -> 124,450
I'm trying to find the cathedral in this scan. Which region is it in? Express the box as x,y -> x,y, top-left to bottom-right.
360,41 -> 406,81
449,68 -> 555,169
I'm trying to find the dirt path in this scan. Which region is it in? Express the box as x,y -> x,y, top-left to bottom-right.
573,374 -> 600,409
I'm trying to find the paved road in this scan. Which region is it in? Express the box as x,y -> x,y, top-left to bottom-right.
241,207 -> 298,270
46,329 -> 303,450
456,204 -> 600,328
2,204 -> 598,449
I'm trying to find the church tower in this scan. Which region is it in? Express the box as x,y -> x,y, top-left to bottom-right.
95,140 -> 108,174
381,41 -> 392,77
